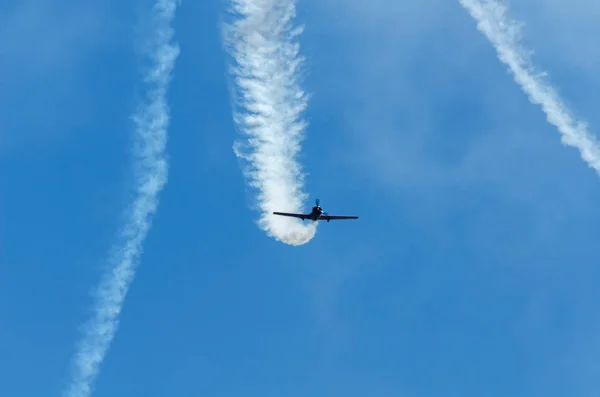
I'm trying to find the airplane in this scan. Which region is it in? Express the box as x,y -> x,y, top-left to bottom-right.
273,198 -> 359,222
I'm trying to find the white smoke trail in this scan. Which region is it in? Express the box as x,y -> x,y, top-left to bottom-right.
458,0 -> 600,173
223,0 -> 317,246
62,1 -> 179,396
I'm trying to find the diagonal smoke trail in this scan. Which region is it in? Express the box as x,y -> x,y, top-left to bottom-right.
223,0 -> 317,246
458,0 -> 600,174
62,1 -> 179,396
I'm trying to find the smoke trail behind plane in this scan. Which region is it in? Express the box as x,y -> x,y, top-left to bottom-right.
63,2 -> 179,396
223,0 -> 317,246
458,0 -> 600,173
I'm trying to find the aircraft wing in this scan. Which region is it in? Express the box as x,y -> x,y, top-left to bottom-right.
273,212 -> 311,220
319,214 -> 359,221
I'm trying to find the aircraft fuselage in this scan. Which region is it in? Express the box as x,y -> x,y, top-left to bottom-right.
309,206 -> 323,221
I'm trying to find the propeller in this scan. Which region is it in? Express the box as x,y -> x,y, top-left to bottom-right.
315,198 -> 320,206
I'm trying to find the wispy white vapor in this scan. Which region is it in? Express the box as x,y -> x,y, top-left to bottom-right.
459,0 -> 600,173
223,0 -> 317,246
63,1 -> 179,396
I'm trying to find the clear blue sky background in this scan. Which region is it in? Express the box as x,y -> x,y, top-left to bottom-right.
2,0 -> 600,396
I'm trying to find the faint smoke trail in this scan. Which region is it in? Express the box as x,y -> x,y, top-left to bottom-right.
62,1 -> 179,396
223,0 -> 317,246
459,0 -> 600,173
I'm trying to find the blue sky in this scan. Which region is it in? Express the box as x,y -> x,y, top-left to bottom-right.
2,0 -> 600,396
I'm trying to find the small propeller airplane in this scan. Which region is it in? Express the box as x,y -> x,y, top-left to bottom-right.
273,198 -> 359,222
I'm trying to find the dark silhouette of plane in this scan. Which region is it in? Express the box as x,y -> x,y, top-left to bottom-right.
273,198 -> 358,222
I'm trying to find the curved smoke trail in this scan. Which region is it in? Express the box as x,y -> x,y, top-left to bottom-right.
62,1 -> 179,396
223,0 -> 317,246
459,0 -> 600,173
